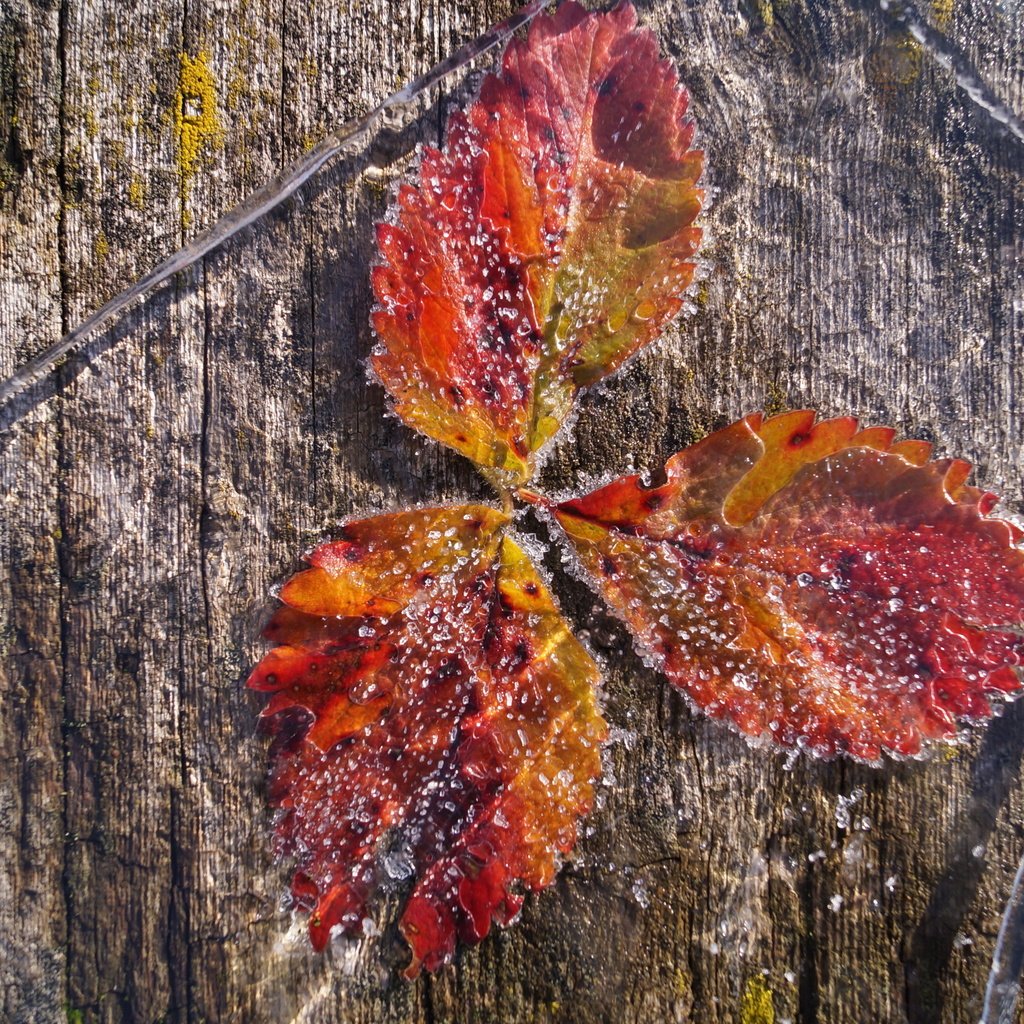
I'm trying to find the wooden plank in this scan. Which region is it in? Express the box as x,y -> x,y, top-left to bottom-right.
52,1 -> 197,1020
0,3 -> 67,1022
0,1 -> 1021,1022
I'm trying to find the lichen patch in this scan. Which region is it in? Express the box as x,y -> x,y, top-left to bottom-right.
173,50 -> 222,223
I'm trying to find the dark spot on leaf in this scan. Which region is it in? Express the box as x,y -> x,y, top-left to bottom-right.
512,638 -> 532,668
835,551 -> 857,582
432,660 -> 464,683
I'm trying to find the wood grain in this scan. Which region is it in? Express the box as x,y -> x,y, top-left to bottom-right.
1,1 -> 1022,1021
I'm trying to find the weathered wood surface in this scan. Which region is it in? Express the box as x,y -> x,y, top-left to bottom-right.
2,1 -> 1023,1021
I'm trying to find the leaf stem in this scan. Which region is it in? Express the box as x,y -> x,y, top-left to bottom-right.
515,488 -> 545,507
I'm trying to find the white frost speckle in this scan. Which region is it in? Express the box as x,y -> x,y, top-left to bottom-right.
835,788 -> 865,830
632,878 -> 651,909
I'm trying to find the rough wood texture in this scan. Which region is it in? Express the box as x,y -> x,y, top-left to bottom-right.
2,1 -> 1023,1021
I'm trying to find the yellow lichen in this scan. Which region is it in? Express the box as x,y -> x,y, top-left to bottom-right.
128,174 -> 146,209
764,380 -> 788,417
932,0 -> 954,29
84,109 -> 99,140
224,25 -> 258,113
173,50 -> 223,223
757,0 -> 774,27
93,231 -> 109,261
226,68 -> 247,113
867,35 -> 922,92
741,976 -> 775,1024
674,968 -> 691,998
896,37 -> 923,85
86,76 -> 101,95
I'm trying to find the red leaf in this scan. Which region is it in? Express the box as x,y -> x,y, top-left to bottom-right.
550,411 -> 1024,762
371,1 -> 703,483
249,506 -> 606,974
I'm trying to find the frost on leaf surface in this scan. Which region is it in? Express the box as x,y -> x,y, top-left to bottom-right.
248,506 -> 606,976
371,0 -> 703,484
551,411 -> 1024,762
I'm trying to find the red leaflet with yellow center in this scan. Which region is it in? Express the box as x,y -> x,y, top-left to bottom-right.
551,412 -> 1024,762
371,1 -> 703,484
248,506 -> 606,975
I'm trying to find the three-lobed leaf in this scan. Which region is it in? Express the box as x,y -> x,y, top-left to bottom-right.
249,506 -> 605,975
550,411 -> 1024,762
250,0 -> 1024,980
371,0 -> 703,484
